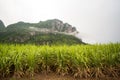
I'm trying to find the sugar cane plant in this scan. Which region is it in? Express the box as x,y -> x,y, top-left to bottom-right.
0,43 -> 120,78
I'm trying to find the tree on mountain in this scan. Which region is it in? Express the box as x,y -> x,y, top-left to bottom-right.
0,20 -> 5,31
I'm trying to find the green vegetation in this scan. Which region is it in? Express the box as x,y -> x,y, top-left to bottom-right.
6,21 -> 34,32
6,19 -> 76,32
0,32 -> 84,45
28,33 -> 84,45
0,20 -> 5,31
0,43 -> 120,78
0,19 -> 84,45
0,19 -> 119,79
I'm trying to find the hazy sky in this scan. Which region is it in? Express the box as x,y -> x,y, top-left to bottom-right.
0,0 -> 120,43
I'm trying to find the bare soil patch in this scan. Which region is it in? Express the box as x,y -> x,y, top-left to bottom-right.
2,73 -> 120,80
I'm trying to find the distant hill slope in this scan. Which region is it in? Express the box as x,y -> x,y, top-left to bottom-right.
0,19 -> 85,45
7,19 -> 76,32
0,20 -> 5,31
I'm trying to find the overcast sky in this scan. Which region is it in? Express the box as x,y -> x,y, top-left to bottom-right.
0,0 -> 120,43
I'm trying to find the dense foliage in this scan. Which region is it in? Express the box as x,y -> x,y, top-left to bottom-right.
0,20 -> 5,31
6,19 -> 76,32
0,32 -> 84,45
0,19 -> 84,45
0,43 -> 120,78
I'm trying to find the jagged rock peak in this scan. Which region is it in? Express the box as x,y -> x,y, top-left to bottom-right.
38,19 -> 77,33
6,19 -> 77,33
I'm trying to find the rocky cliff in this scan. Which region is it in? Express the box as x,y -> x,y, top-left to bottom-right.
6,19 -> 77,33
43,19 -> 77,33
0,19 -> 85,45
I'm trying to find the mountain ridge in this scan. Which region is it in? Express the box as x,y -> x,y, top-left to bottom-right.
0,19 -> 85,45
0,20 -> 5,31
6,19 -> 77,33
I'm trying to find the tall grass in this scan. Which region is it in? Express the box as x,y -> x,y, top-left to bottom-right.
0,43 -> 120,78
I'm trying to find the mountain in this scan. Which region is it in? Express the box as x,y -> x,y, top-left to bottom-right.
0,20 -> 5,31
0,19 -> 85,45
6,19 -> 77,33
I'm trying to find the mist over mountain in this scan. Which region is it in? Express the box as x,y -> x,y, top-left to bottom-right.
0,19 -> 85,45
6,19 -> 77,33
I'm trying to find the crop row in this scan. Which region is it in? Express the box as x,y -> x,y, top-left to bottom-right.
0,43 -> 120,78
